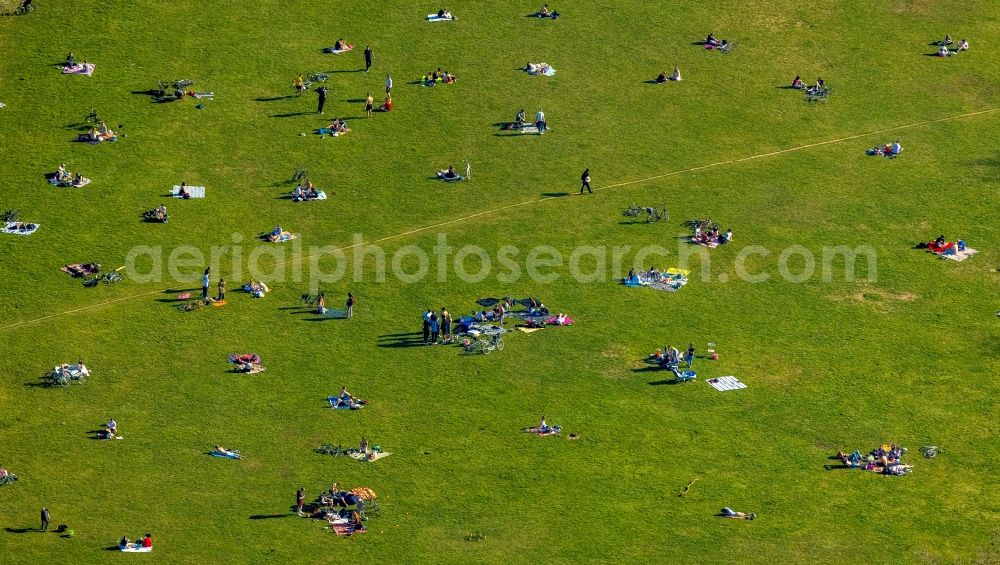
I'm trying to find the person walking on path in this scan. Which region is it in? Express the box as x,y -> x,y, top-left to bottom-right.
345,292 -> 355,318
296,487 -> 305,515
685,343 -> 696,368
316,85 -> 328,114
364,45 -> 373,72
364,92 -> 374,118
40,507 -> 49,532
580,168 -> 592,194
217,278 -> 227,301
202,268 -> 210,300
385,74 -> 393,94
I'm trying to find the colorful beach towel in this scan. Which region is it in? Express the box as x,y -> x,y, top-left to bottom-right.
707,376 -> 746,391
62,63 -> 95,76
427,14 -> 456,21
172,185 -> 206,198
939,247 -> 977,262
523,426 -> 561,437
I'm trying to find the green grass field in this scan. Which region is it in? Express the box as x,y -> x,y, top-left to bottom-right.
1,1 -> 999,563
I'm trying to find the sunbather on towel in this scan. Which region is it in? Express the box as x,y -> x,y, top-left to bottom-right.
265,225 -> 285,242
103,418 -> 117,438
525,62 -> 552,75
721,507 -> 755,520
436,8 -> 453,18
213,445 -> 240,458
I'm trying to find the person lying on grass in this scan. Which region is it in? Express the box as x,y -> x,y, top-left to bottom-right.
721,507 -> 755,520
334,38 -> 349,51
213,445 -> 240,458
327,118 -> 349,133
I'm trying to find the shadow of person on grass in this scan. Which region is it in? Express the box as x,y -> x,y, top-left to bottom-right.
4,527 -> 36,534
541,192 -> 569,198
377,332 -> 428,348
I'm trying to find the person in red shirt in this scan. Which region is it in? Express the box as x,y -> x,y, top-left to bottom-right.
141,534 -> 152,548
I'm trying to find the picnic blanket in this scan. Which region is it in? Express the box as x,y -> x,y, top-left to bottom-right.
545,316 -> 573,326
707,376 -> 746,391
120,546 -> 152,553
293,190 -> 328,200
315,127 -> 349,137
262,231 -> 297,243
50,177 -> 91,187
527,64 -> 555,76
211,450 -> 241,459
351,487 -> 377,500
331,522 -> 365,536
427,14 -> 456,21
524,426 -> 561,437
348,451 -> 391,462
62,63 -> 95,76
2,222 -> 39,236
172,185 -> 206,198
691,237 -> 720,248
519,124 -> 545,134
322,308 -> 347,318
328,396 -> 364,409
61,263 -> 100,277
939,247 -> 977,262
516,327 -> 543,334
323,45 -> 354,54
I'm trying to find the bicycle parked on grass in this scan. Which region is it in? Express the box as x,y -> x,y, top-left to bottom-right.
464,333 -> 505,355
82,267 -> 124,287
13,0 -> 34,15
624,204 -> 668,222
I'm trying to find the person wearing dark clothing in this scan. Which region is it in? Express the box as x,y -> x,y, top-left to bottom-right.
345,292 -> 355,318
363,46 -> 373,72
580,168 -> 592,194
296,488 -> 305,514
316,86 -> 328,114
430,313 -> 440,343
40,507 -> 49,531
685,343 -> 696,368
422,309 -> 431,343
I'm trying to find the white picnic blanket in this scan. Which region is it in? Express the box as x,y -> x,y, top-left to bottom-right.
295,191 -> 327,201
192,92 -> 214,99
707,376 -> 746,391
939,248 -> 976,262
324,46 -> 354,54
520,124 -> 543,135
427,14 -> 455,21
120,546 -> 152,553
62,63 -> 95,76
172,185 -> 206,198
2,222 -> 39,236
348,451 -> 391,462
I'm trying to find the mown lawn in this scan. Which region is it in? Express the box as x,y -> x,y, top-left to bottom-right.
0,1 -> 998,563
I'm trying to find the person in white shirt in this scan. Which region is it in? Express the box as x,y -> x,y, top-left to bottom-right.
536,109 -> 546,132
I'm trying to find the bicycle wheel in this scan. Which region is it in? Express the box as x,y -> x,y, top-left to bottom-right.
482,342 -> 493,355
496,338 -> 505,351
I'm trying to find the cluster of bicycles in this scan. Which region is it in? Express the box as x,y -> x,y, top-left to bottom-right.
805,85 -> 831,102
623,203 -> 668,223
463,330 -> 506,355
82,267 -> 124,288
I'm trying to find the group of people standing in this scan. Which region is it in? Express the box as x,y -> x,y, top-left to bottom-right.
421,307 -> 453,344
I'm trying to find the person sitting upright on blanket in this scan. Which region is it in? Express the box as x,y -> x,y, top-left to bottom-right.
178,182 -> 190,199
706,34 -> 720,47
56,163 -> 68,181
515,108 -> 526,127
65,52 -> 75,67
957,39 -> 969,52
539,415 -> 551,433
438,8 -> 452,18
316,293 -> 326,314
105,418 -> 117,438
656,71 -> 668,83
334,38 -> 348,51
791,75 -> 804,89
439,164 -> 459,179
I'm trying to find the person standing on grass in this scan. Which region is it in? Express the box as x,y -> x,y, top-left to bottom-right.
385,74 -> 393,94
296,487 -> 305,515
217,278 -> 227,301
685,343 -> 695,368
40,507 -> 49,531
345,292 -> 355,318
429,312 -> 440,344
579,168 -> 592,194
202,267 -> 210,300
365,92 -> 374,118
441,307 -> 451,342
316,85 -> 328,114
364,45 -> 373,72
422,309 -> 432,343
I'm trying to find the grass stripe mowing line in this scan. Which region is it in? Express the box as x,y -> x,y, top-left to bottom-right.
2,107 -> 996,333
